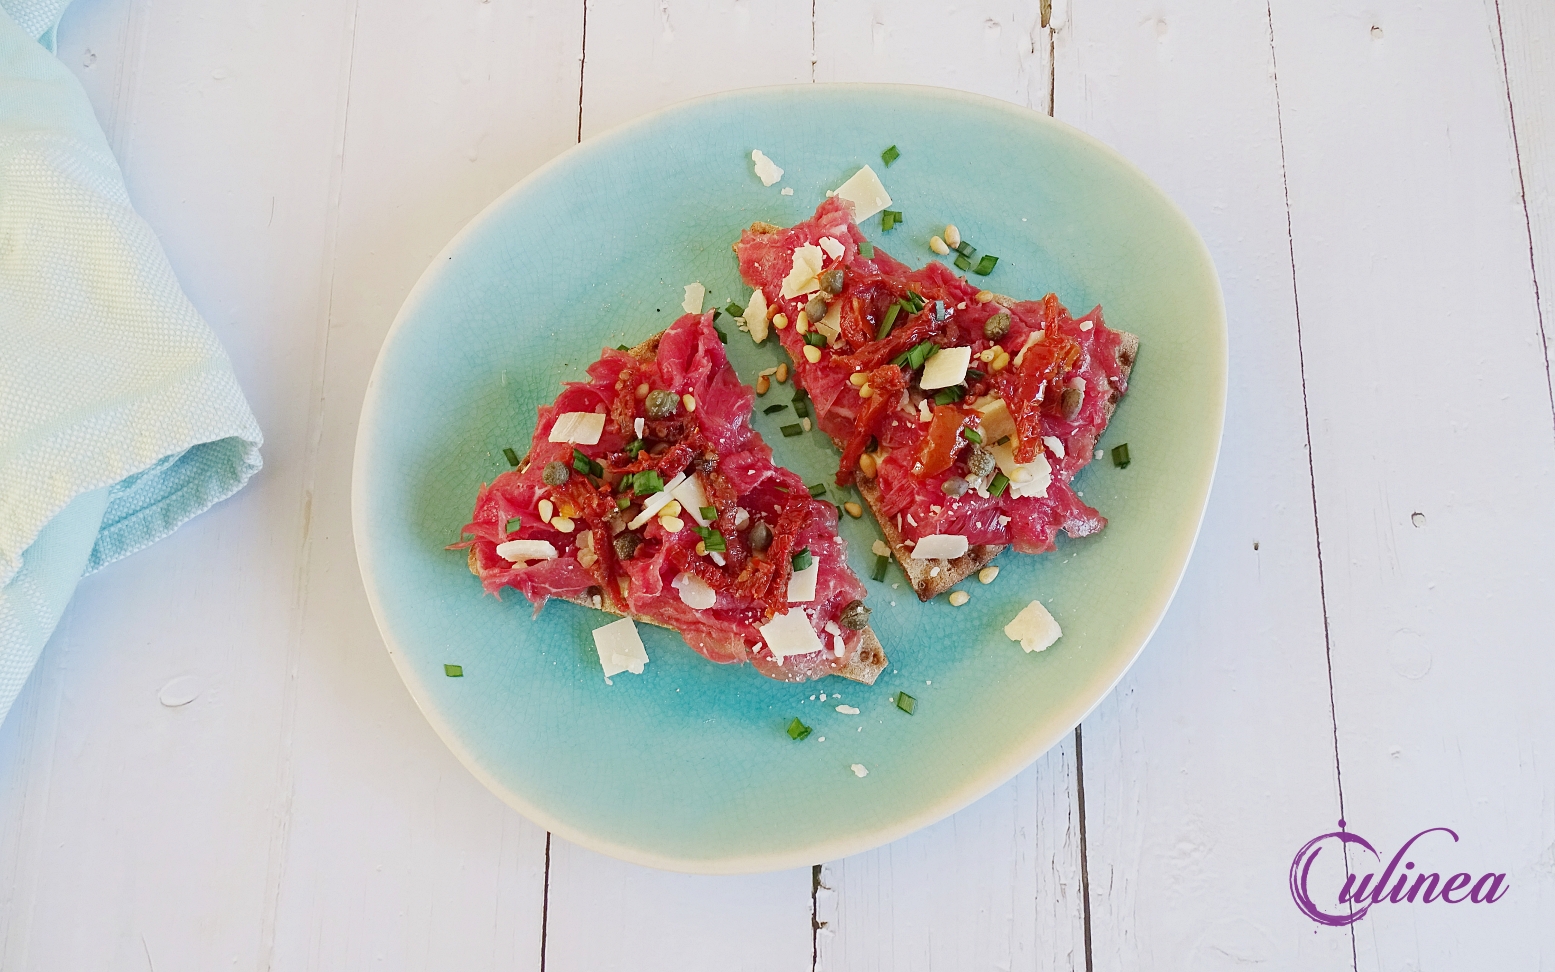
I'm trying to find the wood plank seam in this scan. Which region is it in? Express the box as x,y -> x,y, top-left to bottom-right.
1491,0 -> 1555,437
1264,2 -> 1358,965
1074,726 -> 1093,972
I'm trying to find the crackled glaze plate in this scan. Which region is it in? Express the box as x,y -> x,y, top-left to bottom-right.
353,85 -> 1225,874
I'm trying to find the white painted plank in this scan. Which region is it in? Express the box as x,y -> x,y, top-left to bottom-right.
533,6 -> 819,968
815,739 -> 1084,972
0,0 -> 361,969
262,1 -> 587,968
1498,0 -> 1555,415
1271,0 -> 1555,965
1052,1 -> 1351,968
579,0 -> 814,138
545,840 -> 814,972
815,0 -> 1052,115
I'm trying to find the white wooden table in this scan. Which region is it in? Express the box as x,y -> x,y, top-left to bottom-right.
4,1 -> 1552,968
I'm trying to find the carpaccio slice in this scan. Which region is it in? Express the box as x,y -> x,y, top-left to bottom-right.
734,198 -> 1134,556
455,312 -> 882,683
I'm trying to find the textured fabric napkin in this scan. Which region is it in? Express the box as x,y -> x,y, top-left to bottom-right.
0,3 -> 263,724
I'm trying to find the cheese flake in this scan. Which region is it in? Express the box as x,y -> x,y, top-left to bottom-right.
872,540 -> 891,557
627,472 -> 688,529
759,609 -> 826,661
818,299 -> 842,340
672,572 -> 717,610
911,534 -> 969,560
670,474 -> 713,527
973,396 -> 1017,442
919,346 -> 971,390
787,561 -> 820,603
742,287 -> 769,344
751,149 -> 784,187
1043,435 -> 1066,460
1004,599 -> 1062,653
548,411 -> 606,445
780,244 -> 825,299
592,617 -> 650,677
851,763 -> 869,778
494,539 -> 558,564
832,165 -> 892,221
819,236 -> 846,260
989,442 -> 1052,499
836,704 -> 860,715
682,282 -> 706,314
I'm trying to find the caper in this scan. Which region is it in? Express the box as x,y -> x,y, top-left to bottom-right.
613,532 -> 643,561
644,389 -> 679,419
818,267 -> 845,295
838,599 -> 872,631
1061,386 -> 1083,421
805,295 -> 828,323
942,476 -> 969,497
983,312 -> 1012,340
966,447 -> 997,478
748,520 -> 774,552
541,460 -> 571,486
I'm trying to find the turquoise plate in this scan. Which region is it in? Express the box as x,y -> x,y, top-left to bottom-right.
354,85 -> 1225,874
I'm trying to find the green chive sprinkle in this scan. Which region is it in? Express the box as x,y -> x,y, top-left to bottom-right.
996,435 -> 1011,446
571,449 -> 592,475
905,291 -> 925,313
872,554 -> 889,582
1112,443 -> 1132,468
989,472 -> 1011,497
787,717 -> 813,741
804,331 -> 828,347
726,302 -> 745,318
881,144 -> 900,167
791,548 -> 813,571
966,369 -> 986,382
895,692 -> 916,715
633,469 -> 665,495
963,428 -> 983,444
503,447 -> 521,467
505,516 -> 523,535
444,664 -> 464,677
933,386 -> 965,406
700,506 -> 717,522
953,253 -> 972,272
764,403 -> 788,415
625,439 -> 646,458
781,423 -> 803,437
858,241 -> 875,259
877,302 -> 901,341
973,255 -> 999,276
616,494 -> 631,510
793,398 -> 810,419
703,531 -> 727,553
881,210 -> 902,231
616,344 -> 630,351
956,240 -> 975,257
808,483 -> 827,498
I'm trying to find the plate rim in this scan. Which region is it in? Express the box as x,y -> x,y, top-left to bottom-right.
352,81 -> 1228,874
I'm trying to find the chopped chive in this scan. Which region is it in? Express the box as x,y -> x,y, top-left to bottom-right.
877,301 -> 902,341
625,438 -> 646,458
633,469 -> 665,495
858,240 -> 875,259
571,449 -> 593,475
996,435 -> 1011,446
881,144 -> 900,167
700,506 -> 717,521
905,340 -> 937,370
1112,443 -> 1132,468
616,494 -> 631,510
881,209 -> 902,231
703,531 -> 727,552
953,253 -> 972,272
792,387 -> 810,400
808,483 -> 827,498
963,428 -> 984,444
503,447 -> 521,467
791,548 -> 813,571
781,423 -> 803,437
895,692 -> 916,715
989,472 -> 1011,497
872,554 -> 889,581
966,369 -> 986,382
934,299 -> 947,321
711,308 -> 721,320
764,403 -> 788,415
933,386 -> 965,406
905,291 -> 925,313
616,344 -> 630,351
793,397 -> 810,419
725,302 -> 745,318
787,717 -> 813,741
973,254 -> 999,276
714,326 -> 728,343
956,240 -> 975,257
804,331 -> 828,347
444,664 -> 464,677
504,516 -> 523,535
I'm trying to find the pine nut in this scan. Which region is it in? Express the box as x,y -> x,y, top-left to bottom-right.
658,515 -> 684,533
992,351 -> 1011,371
682,393 -> 696,412
801,417 -> 812,431
773,313 -> 789,330
944,224 -> 961,248
844,502 -> 863,518
803,345 -> 823,364
635,383 -> 650,399
974,290 -> 994,303
948,590 -> 969,606
850,372 -> 868,386
978,565 -> 1000,584
978,347 -> 998,363
538,499 -> 554,523
695,540 -> 707,556
858,384 -> 873,398
775,363 -> 789,383
660,500 -> 682,518
757,375 -> 771,395
795,317 -> 808,335
577,548 -> 597,569
551,516 -> 576,533
858,452 -> 878,478
929,235 -> 950,255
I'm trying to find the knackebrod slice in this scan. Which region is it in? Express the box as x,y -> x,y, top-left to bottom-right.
455,312 -> 886,683
734,197 -> 1137,600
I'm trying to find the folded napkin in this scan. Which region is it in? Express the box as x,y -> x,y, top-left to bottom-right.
0,5 -> 263,725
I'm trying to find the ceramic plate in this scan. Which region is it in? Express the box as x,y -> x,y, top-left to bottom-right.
353,85 -> 1225,874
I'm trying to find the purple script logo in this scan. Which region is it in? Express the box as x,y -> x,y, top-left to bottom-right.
1289,822 -> 1508,926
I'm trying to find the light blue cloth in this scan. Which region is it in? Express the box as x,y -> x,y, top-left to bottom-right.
0,4 -> 263,724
